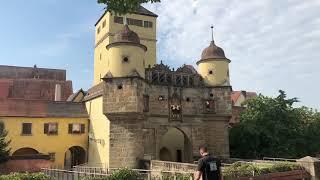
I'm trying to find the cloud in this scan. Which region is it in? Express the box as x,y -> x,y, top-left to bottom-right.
144,0 -> 320,109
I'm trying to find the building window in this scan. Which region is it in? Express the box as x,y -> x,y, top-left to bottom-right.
22,123 -> 32,135
204,100 -> 216,113
97,27 -> 101,34
114,16 -> 124,24
100,53 -> 102,60
123,57 -> 129,63
208,70 -> 213,75
68,124 -> 85,134
102,20 -> 106,28
143,95 -> 149,112
48,152 -> 56,162
144,21 -> 153,28
44,123 -> 58,135
128,18 -> 143,27
117,84 -> 123,90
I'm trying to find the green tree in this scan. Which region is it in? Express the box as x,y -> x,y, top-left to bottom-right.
230,90 -> 320,159
98,0 -> 161,15
0,122 -> 10,163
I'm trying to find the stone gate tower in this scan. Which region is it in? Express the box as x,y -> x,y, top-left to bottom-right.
84,6 -> 232,169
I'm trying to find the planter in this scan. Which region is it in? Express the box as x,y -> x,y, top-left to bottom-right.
225,170 -> 310,180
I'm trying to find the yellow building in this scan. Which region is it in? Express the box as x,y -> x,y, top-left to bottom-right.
0,66 -> 89,169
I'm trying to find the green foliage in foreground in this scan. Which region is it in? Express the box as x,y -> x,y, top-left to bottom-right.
98,0 -> 161,15
230,90 -> 320,159
81,168 -> 140,180
0,173 -> 50,180
223,162 -> 301,178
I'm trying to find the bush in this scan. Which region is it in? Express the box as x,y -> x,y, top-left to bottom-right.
223,162 -> 260,178
81,168 -> 140,180
0,172 -> 50,180
223,162 -> 302,178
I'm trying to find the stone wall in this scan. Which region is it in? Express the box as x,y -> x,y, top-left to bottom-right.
103,78 -> 145,114
101,77 -> 231,168
108,113 -> 145,168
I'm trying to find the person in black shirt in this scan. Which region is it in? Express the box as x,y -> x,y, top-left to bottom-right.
194,146 -> 222,180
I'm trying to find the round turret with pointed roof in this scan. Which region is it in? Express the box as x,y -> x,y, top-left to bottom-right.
106,24 -> 147,51
201,41 -> 227,60
114,24 -> 141,44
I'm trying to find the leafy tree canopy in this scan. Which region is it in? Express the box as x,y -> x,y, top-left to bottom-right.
230,90 -> 320,159
98,0 -> 161,15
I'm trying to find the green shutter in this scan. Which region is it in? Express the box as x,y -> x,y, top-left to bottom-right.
81,124 -> 85,133
44,123 -> 48,134
68,124 -> 72,134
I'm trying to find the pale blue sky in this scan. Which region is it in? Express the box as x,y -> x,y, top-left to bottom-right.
0,0 -> 319,109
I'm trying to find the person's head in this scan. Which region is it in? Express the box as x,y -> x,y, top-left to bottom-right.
199,145 -> 209,157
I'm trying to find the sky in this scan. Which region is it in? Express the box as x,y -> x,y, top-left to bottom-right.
0,0 -> 319,109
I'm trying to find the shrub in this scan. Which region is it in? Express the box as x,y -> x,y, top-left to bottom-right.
0,172 -> 50,180
81,168 -> 140,180
223,162 -> 260,178
223,162 -> 302,179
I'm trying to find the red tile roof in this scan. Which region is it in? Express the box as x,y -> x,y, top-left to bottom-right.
0,99 -> 88,118
231,91 -> 257,104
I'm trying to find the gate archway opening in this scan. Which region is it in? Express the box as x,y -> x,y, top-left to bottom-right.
64,146 -> 86,169
159,127 -> 192,163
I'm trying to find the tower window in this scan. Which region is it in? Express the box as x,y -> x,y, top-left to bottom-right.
97,27 -> 101,34
186,97 -> 191,102
123,57 -> 129,63
208,70 -> 213,75
210,93 -> 214,97
114,16 -> 124,24
128,18 -> 143,27
102,20 -> 106,28
117,84 -> 123,90
144,21 -> 153,28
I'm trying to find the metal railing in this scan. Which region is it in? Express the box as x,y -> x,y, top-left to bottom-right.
42,168 -> 109,180
262,157 -> 297,162
42,167 -> 194,180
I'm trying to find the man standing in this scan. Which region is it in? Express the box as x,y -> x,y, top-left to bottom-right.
195,146 -> 222,180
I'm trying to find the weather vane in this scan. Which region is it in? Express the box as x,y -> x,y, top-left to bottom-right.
211,25 -> 214,42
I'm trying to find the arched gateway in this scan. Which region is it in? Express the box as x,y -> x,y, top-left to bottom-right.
159,127 -> 192,163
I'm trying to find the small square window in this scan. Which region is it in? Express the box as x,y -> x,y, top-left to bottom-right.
22,123 -> 32,135
114,16 -> 124,24
44,123 -> 58,135
144,21 -> 153,28
208,70 -> 213,75
69,124 -> 85,134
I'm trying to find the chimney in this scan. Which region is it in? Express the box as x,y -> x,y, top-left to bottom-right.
55,84 -> 61,101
